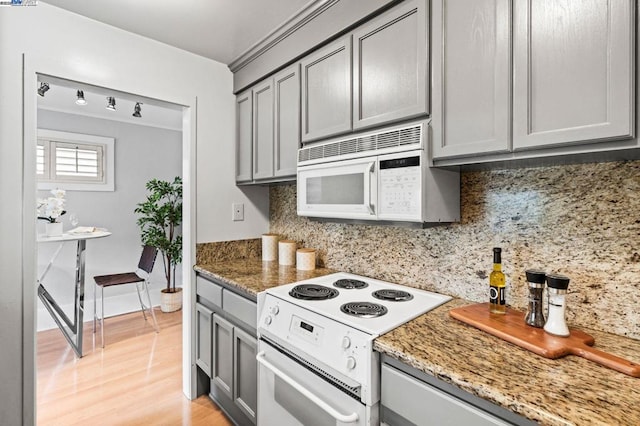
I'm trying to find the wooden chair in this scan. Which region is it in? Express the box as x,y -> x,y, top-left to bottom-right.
93,245 -> 160,347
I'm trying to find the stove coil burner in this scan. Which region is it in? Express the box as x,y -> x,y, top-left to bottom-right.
372,289 -> 414,302
333,278 -> 369,289
340,302 -> 388,318
289,284 -> 339,301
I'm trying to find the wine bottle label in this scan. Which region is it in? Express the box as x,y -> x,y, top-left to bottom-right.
490,286 -> 505,305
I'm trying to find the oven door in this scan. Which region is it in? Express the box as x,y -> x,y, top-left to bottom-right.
297,156 -> 377,220
257,340 -> 374,426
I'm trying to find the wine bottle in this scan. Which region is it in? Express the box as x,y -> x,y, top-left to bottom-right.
489,247 -> 506,314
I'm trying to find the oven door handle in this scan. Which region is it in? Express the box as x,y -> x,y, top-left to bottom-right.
256,351 -> 360,424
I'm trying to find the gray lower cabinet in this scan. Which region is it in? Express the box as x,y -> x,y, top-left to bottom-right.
432,0 -> 636,162
195,275 -> 258,425
381,357 -> 535,426
212,314 -> 235,398
195,303 -> 213,377
352,0 -> 428,131
235,89 -> 253,183
233,327 -> 258,421
301,35 -> 353,143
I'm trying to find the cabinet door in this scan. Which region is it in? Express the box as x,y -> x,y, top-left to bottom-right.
513,0 -> 635,150
432,0 -> 512,159
381,364 -> 511,425
233,327 -> 257,424
212,314 -> 234,398
301,35 -> 352,142
273,64 -> 300,178
353,0 -> 428,131
195,303 -> 213,377
252,79 -> 275,180
236,90 -> 253,183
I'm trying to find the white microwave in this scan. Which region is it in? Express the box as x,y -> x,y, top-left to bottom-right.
297,121 -> 460,224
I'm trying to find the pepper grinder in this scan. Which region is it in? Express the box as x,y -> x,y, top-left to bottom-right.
543,274 -> 571,337
524,269 -> 546,328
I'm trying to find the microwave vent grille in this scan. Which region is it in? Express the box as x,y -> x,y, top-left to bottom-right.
309,145 -> 324,160
341,139 -> 358,155
298,123 -> 422,163
358,135 -> 376,152
399,126 -> 421,145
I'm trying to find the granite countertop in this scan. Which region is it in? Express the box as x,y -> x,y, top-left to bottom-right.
375,298 -> 640,426
195,258 -> 639,425
194,258 -> 336,300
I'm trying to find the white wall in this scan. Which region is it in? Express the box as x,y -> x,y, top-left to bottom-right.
0,4 -> 269,425
36,109 -> 182,331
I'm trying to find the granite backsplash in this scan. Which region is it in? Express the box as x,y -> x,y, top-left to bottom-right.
269,160 -> 640,340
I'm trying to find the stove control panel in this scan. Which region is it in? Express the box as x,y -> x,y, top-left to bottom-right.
258,294 -> 374,390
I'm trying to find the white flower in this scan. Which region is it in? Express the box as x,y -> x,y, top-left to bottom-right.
37,189 -> 66,223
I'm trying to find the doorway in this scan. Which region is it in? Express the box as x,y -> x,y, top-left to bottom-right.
22,54 -> 198,424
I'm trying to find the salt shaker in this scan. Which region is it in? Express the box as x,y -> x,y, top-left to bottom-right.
524,269 -> 546,328
543,274 -> 571,337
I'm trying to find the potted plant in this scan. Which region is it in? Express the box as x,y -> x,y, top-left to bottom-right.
135,177 -> 183,312
37,189 -> 67,236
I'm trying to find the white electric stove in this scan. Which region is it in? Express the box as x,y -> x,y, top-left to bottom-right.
256,272 -> 451,426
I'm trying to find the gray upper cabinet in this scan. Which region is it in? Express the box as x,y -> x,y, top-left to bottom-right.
353,0 -> 428,131
252,80 -> 274,180
273,64 -> 300,178
235,90 -> 253,183
235,65 -> 299,184
431,0 -> 512,159
512,0 -> 635,150
301,35 -> 353,142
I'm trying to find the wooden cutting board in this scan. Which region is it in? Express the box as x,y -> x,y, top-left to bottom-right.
449,303 -> 640,378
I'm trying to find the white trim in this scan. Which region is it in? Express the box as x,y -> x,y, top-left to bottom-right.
37,129 -> 115,191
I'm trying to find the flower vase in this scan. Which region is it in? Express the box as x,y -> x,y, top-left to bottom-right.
45,222 -> 63,237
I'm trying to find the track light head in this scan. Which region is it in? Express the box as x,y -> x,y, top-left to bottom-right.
106,97 -> 116,111
132,102 -> 142,118
38,82 -> 50,97
75,90 -> 87,106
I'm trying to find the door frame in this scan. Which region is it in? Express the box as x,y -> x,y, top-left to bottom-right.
22,52 -> 199,421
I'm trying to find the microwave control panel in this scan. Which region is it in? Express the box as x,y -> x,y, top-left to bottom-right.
378,155 -> 421,218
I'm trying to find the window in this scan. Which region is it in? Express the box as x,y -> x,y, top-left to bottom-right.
37,129 -> 115,191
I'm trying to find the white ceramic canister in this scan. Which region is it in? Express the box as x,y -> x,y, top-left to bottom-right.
278,240 -> 297,266
296,248 -> 316,271
262,234 -> 279,262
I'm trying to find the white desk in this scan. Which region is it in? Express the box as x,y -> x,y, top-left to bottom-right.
38,230 -> 111,357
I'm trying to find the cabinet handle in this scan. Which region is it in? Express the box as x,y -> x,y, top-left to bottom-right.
256,351 -> 360,423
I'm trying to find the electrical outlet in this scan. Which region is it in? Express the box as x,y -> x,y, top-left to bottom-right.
232,203 -> 244,221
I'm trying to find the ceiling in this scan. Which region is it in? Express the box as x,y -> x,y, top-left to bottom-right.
42,0 -> 314,64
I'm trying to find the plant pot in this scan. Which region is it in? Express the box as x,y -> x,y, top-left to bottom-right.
45,222 -> 63,237
160,287 -> 182,312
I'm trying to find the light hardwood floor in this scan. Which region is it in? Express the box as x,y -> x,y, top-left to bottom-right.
37,308 -> 232,425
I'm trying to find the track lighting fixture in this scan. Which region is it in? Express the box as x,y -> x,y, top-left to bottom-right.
75,90 -> 87,106
106,96 -> 116,111
38,82 -> 50,97
132,102 -> 143,118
